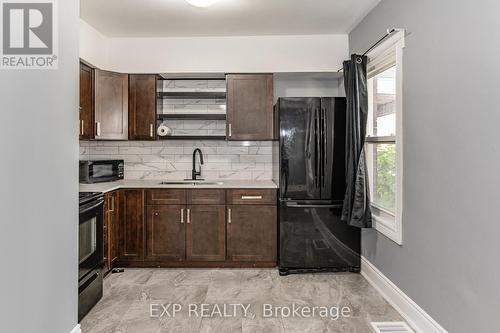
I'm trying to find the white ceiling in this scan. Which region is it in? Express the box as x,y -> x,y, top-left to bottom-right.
80,0 -> 380,37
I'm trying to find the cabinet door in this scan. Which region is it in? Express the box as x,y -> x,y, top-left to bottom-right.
79,63 -> 94,140
129,75 -> 157,140
107,191 -> 119,267
227,205 -> 277,262
95,70 -> 128,140
119,190 -> 144,261
186,205 -> 225,261
146,205 -> 186,261
226,74 -> 274,140
103,191 -> 119,273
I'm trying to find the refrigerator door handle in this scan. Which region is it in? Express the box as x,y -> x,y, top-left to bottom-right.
315,108 -> 321,188
284,202 -> 343,208
321,108 -> 327,189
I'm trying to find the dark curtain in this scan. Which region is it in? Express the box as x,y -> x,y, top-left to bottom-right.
341,54 -> 372,228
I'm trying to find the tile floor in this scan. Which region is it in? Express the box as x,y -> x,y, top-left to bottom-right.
80,268 -> 404,333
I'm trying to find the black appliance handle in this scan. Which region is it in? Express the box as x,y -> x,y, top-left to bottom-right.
315,108 -> 320,188
321,107 -> 326,188
79,200 -> 104,214
78,270 -> 100,293
284,202 -> 343,208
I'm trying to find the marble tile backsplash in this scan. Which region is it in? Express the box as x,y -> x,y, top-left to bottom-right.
79,140 -> 275,181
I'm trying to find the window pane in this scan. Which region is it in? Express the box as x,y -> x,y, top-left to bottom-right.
368,66 -> 396,137
367,143 -> 396,213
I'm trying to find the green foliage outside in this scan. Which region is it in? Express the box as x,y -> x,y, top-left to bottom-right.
374,144 -> 396,212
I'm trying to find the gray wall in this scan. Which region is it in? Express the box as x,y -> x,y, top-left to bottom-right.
349,1 -> 500,332
0,0 -> 79,332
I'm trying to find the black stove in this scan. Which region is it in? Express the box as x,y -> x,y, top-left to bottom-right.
78,191 -> 105,321
79,192 -> 103,206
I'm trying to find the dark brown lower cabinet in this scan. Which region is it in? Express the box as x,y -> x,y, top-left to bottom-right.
186,205 -> 226,261
104,191 -> 119,274
146,205 -> 185,261
117,188 -> 277,267
119,190 -> 145,261
227,205 -> 277,262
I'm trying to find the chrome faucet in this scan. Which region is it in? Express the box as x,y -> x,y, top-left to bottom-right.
191,148 -> 204,180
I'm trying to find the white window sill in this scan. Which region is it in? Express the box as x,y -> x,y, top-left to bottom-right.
372,207 -> 402,245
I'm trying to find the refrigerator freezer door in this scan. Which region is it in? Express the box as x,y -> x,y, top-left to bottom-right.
320,98 -> 347,201
279,98 -> 321,200
279,202 -> 361,272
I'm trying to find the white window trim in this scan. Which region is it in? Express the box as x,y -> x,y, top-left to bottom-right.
366,29 -> 405,245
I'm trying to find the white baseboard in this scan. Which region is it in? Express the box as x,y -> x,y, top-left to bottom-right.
361,256 -> 447,333
69,324 -> 81,333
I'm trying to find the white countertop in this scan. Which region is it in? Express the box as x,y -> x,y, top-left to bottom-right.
79,179 -> 278,193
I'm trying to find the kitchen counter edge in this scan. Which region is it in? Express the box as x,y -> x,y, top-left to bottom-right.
80,180 -> 278,194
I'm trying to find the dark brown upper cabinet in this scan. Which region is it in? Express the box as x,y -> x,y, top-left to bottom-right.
94,69 -> 129,140
79,62 -> 94,140
226,74 -> 274,141
129,74 -> 157,140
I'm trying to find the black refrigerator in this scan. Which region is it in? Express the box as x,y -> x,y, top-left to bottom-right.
277,97 -> 361,275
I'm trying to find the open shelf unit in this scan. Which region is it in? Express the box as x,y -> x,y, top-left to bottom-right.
157,135 -> 226,141
156,76 -> 227,140
157,91 -> 226,99
157,113 -> 226,120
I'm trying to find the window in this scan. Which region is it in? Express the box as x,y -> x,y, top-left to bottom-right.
366,30 -> 405,244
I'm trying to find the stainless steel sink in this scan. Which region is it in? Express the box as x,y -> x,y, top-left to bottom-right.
159,180 -> 223,186
195,181 -> 224,186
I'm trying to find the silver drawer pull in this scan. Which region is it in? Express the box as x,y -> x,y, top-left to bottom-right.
228,208 -> 232,224
150,124 -> 154,137
241,195 -> 263,200
187,209 -> 191,224
180,208 -> 184,224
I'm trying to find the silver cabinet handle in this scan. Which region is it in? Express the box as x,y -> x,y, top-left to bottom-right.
110,196 -> 115,211
154,212 -> 159,216
80,120 -> 84,136
228,208 -> 232,224
150,124 -> 154,137
228,123 -> 232,137
96,122 -> 101,137
180,208 -> 184,224
187,209 -> 191,224
241,196 -> 263,200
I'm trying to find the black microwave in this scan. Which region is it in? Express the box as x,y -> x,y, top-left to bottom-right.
79,160 -> 124,184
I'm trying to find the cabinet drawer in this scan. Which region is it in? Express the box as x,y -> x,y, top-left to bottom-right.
146,189 -> 186,205
227,189 -> 277,205
187,189 -> 225,205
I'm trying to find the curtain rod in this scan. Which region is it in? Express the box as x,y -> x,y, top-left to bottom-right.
337,28 -> 397,72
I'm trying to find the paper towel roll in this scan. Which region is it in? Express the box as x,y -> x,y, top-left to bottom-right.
157,125 -> 172,137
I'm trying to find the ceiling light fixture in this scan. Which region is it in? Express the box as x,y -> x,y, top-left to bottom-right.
185,0 -> 219,7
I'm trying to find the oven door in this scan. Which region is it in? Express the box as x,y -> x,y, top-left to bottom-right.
79,198 -> 104,280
